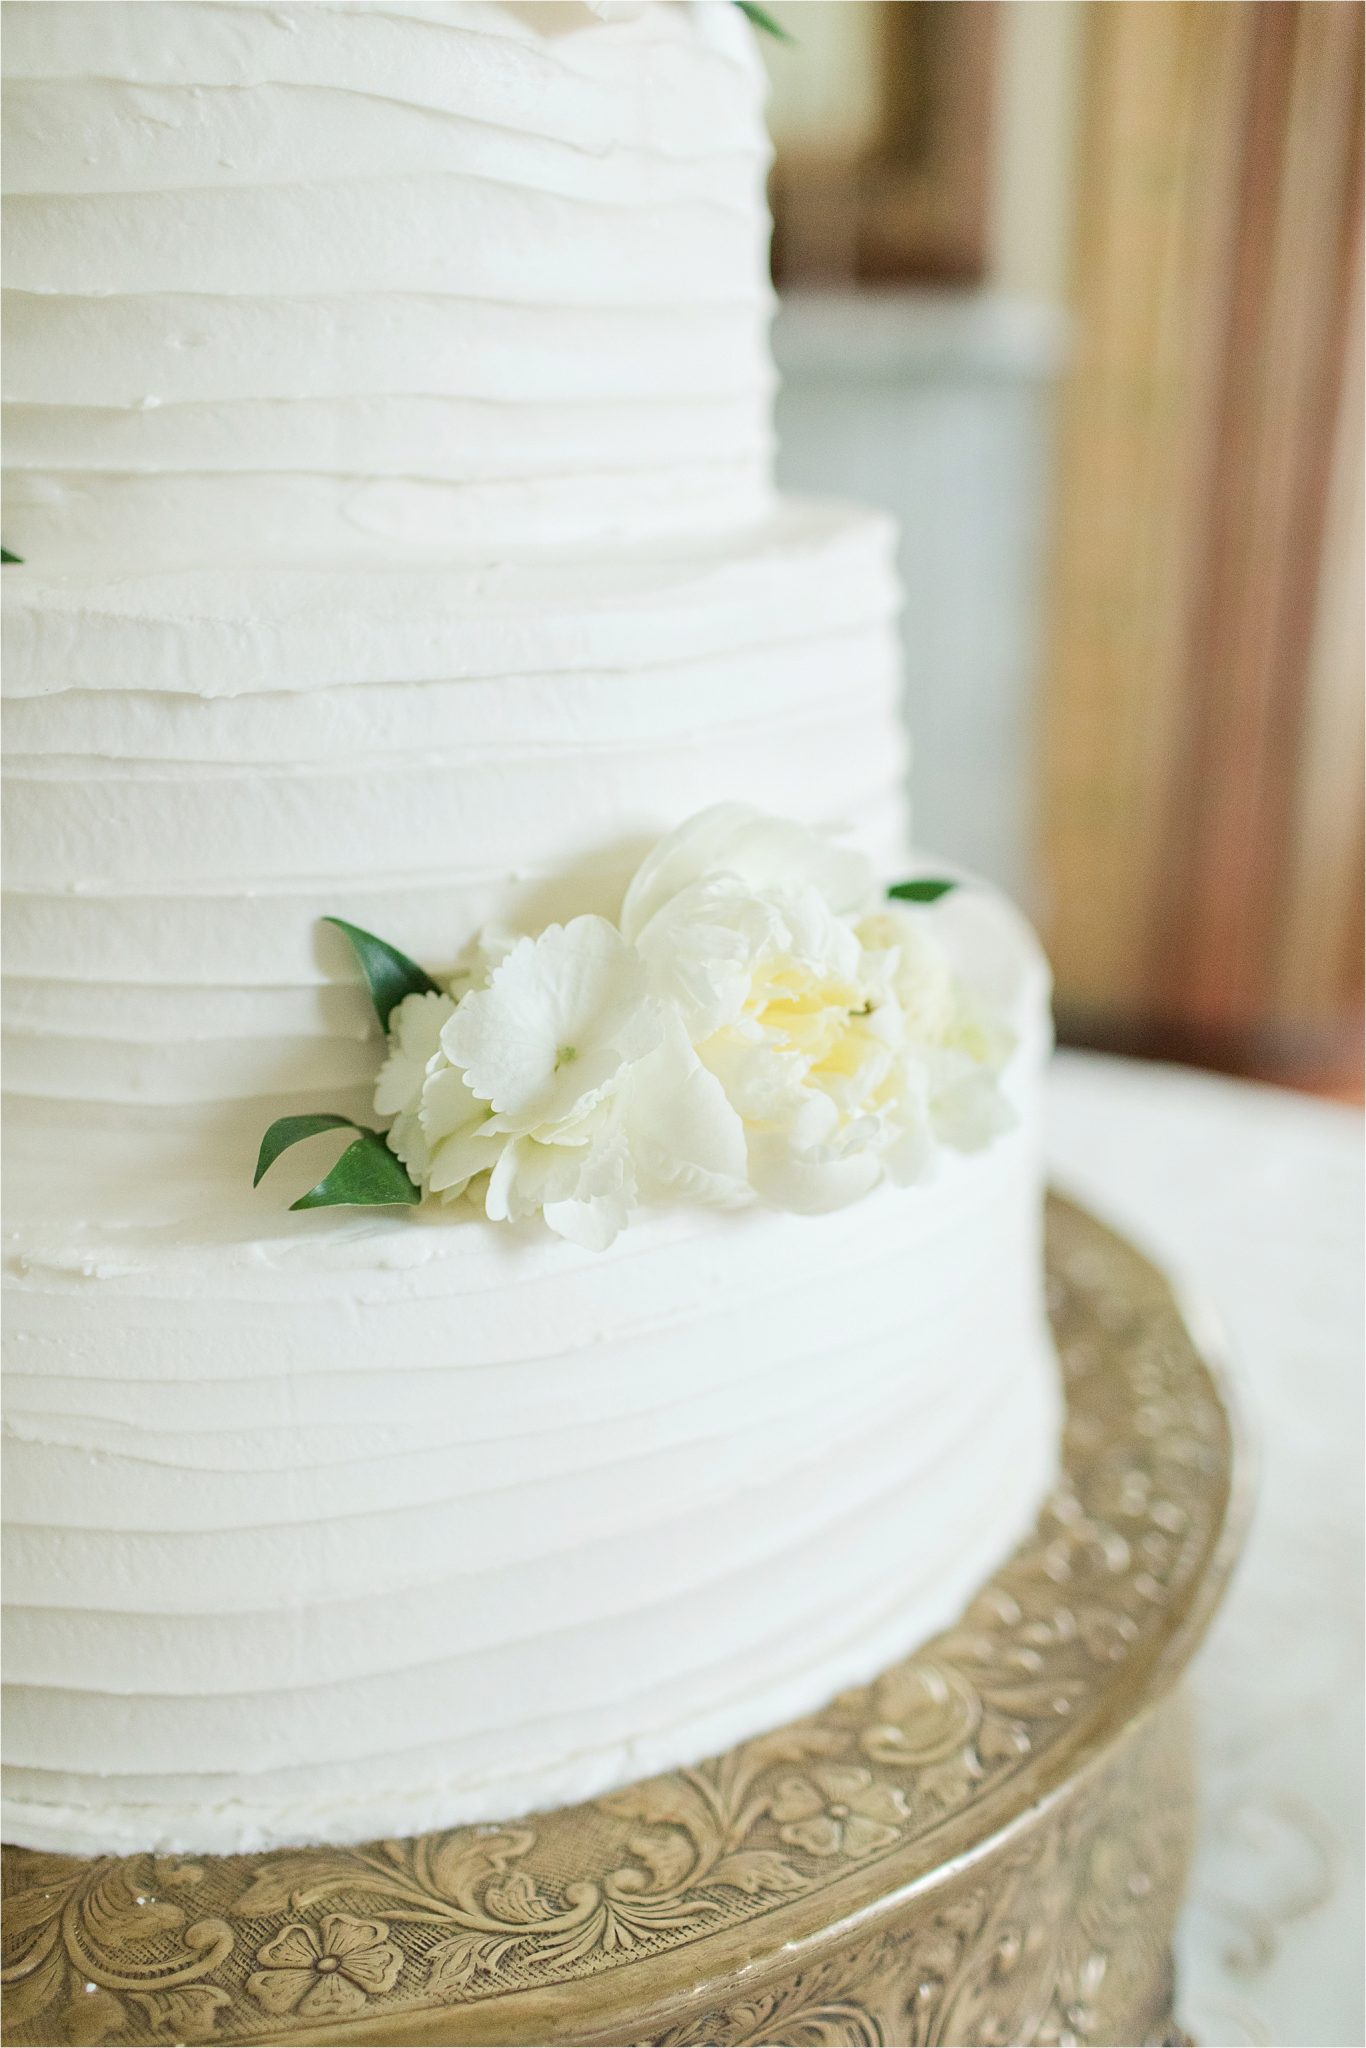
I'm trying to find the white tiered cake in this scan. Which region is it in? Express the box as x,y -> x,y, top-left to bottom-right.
1,0 -> 1059,1855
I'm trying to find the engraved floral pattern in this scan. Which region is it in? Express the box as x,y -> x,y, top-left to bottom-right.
246,1912 -> 402,2022
658,1716 -> 1195,2048
0,1855 -> 231,2046
769,1764 -> 908,1859
0,1198 -> 1242,2048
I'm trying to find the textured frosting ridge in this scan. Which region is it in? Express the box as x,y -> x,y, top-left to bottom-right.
1,0 -> 1059,1857
3,503 -> 906,1111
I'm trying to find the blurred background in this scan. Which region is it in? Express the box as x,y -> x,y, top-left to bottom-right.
759,0 -> 1364,1100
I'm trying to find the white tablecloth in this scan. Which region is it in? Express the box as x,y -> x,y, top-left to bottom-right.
1047,1052 -> 1365,2048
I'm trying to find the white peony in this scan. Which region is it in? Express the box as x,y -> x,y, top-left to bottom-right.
857,908 -> 1017,1151
620,804 -> 1013,1213
616,1009 -> 748,1210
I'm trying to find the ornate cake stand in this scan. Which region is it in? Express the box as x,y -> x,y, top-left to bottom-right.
2,1195 -> 1247,2048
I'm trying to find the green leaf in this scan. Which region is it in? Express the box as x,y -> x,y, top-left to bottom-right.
888,878 -> 959,905
735,0 -> 795,44
254,1114 -> 420,1209
254,1112 -> 362,1187
1,547 -> 23,564
323,916 -> 440,1031
291,1129 -> 421,1210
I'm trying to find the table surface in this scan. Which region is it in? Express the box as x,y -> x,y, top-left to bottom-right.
1047,1051 -> 1365,2048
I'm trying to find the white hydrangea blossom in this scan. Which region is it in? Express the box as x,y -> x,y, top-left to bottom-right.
374,806 -> 1015,1248
372,989 -> 456,1183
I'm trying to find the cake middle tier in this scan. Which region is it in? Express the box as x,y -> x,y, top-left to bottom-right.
3,501 -> 906,1113
2,878 -> 1058,1857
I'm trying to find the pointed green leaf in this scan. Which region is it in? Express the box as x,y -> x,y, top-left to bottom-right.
735,1 -> 795,43
887,878 -> 959,905
1,547 -> 23,564
254,1114 -> 419,1208
291,1128 -> 421,1210
323,916 -> 440,1031
254,1113 -> 362,1187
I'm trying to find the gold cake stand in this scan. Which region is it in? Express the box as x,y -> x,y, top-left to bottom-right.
2,1195 -> 1247,2048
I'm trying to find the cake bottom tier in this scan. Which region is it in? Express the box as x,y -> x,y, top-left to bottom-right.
0,1196 -> 1246,2048
1,887 -> 1058,1854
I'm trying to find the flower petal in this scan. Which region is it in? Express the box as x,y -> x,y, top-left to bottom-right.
255,1923 -> 321,1971
631,878 -> 777,1037
296,1972 -> 369,2022
427,1117 -> 503,1197
386,1108 -> 429,1181
339,1941 -> 403,1996
838,1813 -> 901,1858
620,804 -> 757,942
857,909 -> 957,1042
246,1970 -> 310,2018
392,990 -> 458,1071
374,992 -> 460,1172
484,1135 -> 544,1224
319,1914 -> 390,1961
779,1815 -> 844,1858
931,1074 -> 1017,1152
879,1111 -> 936,1188
811,1763 -> 873,1802
373,1050 -> 420,1122
767,1774 -> 825,1825
622,805 -> 872,941
444,918 -> 659,1124
746,1132 -> 882,1215
624,1019 -> 748,1205
542,1190 -> 631,1251
420,1061 -> 484,1146
850,1782 -> 911,1827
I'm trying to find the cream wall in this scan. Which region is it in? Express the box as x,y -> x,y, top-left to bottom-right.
757,0 -> 1085,307
989,0 -> 1085,305
762,3 -> 1078,903
761,0 -> 881,156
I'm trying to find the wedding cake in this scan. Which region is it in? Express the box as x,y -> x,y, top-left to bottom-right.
1,0 -> 1060,1856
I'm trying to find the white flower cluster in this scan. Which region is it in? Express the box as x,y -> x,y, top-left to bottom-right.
375,806 -> 1015,1251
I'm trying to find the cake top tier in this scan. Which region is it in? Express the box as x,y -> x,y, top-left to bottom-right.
1,0 -> 776,570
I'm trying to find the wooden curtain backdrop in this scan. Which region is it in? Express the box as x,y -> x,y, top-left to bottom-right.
1040,0 -> 1364,1086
